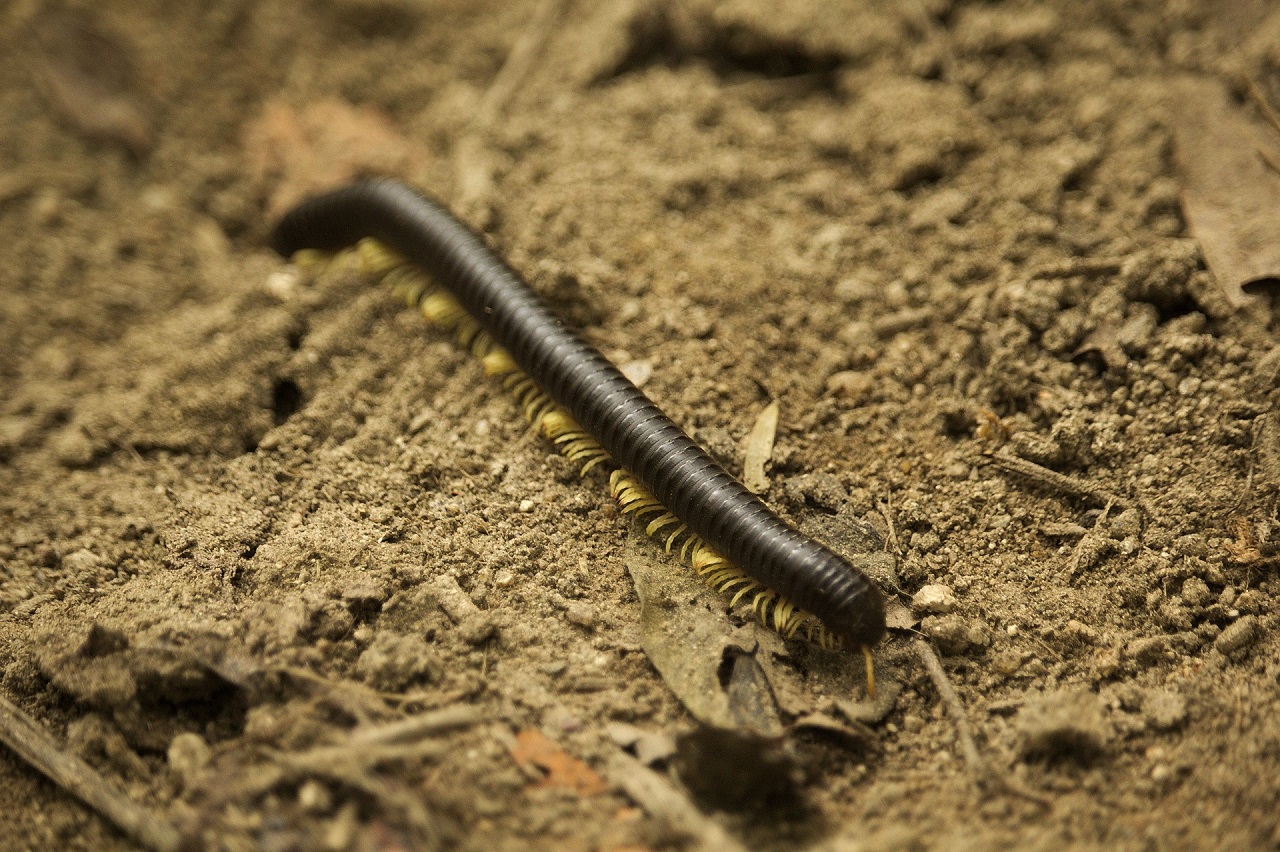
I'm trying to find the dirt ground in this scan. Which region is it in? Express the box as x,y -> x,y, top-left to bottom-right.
2,0 -> 1279,849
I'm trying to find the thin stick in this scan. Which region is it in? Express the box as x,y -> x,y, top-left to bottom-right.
1245,75 -> 1280,138
0,693 -> 181,852
349,703 -> 484,748
913,639 -> 982,775
878,493 -> 902,555
913,642 -> 1053,807
1257,143 -> 1280,178
472,0 -> 564,128
605,753 -> 748,852
986,450 -> 1134,511
454,0 -> 566,211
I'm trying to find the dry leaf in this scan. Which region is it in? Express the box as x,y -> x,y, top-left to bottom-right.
742,401 -> 779,494
510,729 -> 606,796
243,98 -> 430,218
1172,77 -> 1280,307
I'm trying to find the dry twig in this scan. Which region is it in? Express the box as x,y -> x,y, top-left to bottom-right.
914,640 -> 982,775
0,693 -> 181,851
986,450 -> 1135,511
348,703 -> 484,747
1245,75 -> 1280,138
914,641 -> 1053,807
605,752 -> 748,852
454,0 -> 566,213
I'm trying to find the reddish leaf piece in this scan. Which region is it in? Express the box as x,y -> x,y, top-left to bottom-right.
243,98 -> 427,219
509,729 -> 606,796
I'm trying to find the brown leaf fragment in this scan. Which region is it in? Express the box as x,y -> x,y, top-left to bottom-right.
1223,514 -> 1280,567
243,98 -> 430,219
30,7 -> 154,156
791,712 -> 876,747
622,538 -> 746,729
510,729 -> 606,796
1172,77 -> 1280,308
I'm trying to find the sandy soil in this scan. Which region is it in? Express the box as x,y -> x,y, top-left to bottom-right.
2,0 -> 1278,849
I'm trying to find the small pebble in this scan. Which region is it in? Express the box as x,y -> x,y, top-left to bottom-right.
167,732 -> 211,792
1142,689 -> 1188,731
53,427 -> 96,467
620,359 -> 653,387
61,549 -> 101,575
545,707 -> 583,734
518,499 -> 535,513
1180,576 -> 1211,608
606,722 -> 643,748
565,601 -> 596,629
1108,508 -> 1143,539
1172,534 -> 1208,557
1233,589 -> 1264,614
634,731 -> 677,766
922,614 -> 990,655
298,780 -> 333,814
264,269 -> 300,300
1060,619 -> 1099,645
992,649 -> 1027,676
826,370 -> 875,400
911,584 -> 957,614
324,803 -> 359,851
459,614 -> 497,645
1125,634 -> 1172,666
608,723 -> 676,765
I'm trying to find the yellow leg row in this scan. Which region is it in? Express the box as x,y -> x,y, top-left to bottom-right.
317,239 -> 842,652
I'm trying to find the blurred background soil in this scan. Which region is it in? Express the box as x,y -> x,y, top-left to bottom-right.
1,0 -> 1279,849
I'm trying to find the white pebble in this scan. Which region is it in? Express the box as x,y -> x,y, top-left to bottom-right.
911,584 -> 957,614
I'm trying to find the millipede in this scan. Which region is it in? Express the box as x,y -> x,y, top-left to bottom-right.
269,178 -> 888,677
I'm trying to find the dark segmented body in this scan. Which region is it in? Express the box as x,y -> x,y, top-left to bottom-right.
269,178 -> 887,649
